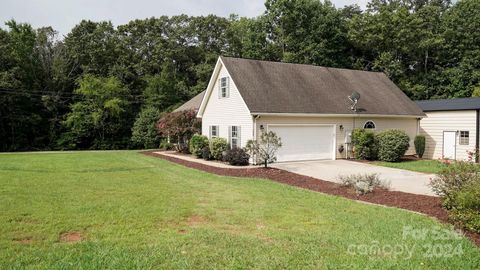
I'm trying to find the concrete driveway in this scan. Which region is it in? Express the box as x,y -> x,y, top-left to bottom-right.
271,160 -> 436,196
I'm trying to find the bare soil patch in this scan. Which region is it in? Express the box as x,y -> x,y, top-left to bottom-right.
143,150 -> 480,246
13,237 -> 33,244
60,231 -> 82,243
187,215 -> 208,227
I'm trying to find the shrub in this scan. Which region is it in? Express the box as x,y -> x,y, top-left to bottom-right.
201,146 -> 213,160
430,162 -> 480,232
189,134 -> 209,157
351,128 -> 377,160
210,137 -> 228,160
159,140 -> 173,150
131,106 -> 162,149
224,148 -> 250,166
414,135 -> 426,158
376,129 -> 410,162
339,173 -> 390,195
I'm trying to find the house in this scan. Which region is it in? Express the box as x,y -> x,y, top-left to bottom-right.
190,56 -> 425,162
173,90 -> 205,113
416,98 -> 480,161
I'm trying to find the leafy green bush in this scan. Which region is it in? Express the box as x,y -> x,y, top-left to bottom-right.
414,135 -> 426,158
376,129 -> 410,162
224,148 -> 250,166
131,106 -> 162,149
210,137 -> 228,160
430,162 -> 480,232
351,128 -> 377,160
189,134 -> 209,157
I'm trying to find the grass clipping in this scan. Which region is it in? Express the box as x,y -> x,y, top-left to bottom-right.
338,173 -> 390,195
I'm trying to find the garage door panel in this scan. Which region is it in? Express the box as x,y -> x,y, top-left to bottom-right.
269,125 -> 334,162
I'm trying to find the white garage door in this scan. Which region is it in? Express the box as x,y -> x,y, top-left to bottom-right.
268,125 -> 335,162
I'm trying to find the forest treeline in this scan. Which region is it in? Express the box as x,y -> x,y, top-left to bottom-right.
1,0 -> 479,151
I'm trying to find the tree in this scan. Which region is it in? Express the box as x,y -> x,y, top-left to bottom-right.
61,75 -> 130,149
156,109 -> 201,152
131,107 -> 162,149
245,131 -> 282,168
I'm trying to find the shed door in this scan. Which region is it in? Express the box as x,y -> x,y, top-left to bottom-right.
443,131 -> 456,159
268,125 -> 335,162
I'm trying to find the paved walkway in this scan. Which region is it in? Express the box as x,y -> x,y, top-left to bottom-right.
153,151 -> 257,169
272,160 -> 436,196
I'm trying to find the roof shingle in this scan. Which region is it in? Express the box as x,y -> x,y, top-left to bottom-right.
220,57 -> 425,116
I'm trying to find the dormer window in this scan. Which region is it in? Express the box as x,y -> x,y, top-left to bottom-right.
219,77 -> 229,98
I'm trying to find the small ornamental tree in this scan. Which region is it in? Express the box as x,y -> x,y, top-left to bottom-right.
157,109 -> 201,152
245,131 -> 282,168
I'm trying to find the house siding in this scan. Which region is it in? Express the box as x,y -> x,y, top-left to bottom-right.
201,64 -> 253,148
419,110 -> 477,160
255,116 -> 419,159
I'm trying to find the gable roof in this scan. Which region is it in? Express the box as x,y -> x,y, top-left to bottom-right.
173,90 -> 205,112
416,97 -> 480,112
212,57 -> 424,117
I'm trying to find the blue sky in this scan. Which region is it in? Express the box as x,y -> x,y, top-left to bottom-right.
1,0 -> 368,36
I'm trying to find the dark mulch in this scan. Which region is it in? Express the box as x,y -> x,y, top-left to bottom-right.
142,150 -> 480,246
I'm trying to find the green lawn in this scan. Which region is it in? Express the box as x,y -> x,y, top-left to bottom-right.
0,151 -> 479,269
372,159 -> 445,174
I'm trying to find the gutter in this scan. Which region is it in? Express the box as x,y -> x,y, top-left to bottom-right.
250,112 -> 425,119
477,110 -> 479,163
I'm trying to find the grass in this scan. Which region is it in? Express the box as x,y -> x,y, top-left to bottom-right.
372,159 -> 445,174
0,151 -> 479,269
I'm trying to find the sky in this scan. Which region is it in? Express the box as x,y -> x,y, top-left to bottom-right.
1,0 -> 368,36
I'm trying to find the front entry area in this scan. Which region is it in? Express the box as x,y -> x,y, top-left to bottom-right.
443,131 -> 456,159
267,125 -> 335,162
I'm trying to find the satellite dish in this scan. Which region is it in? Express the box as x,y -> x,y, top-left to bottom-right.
348,91 -> 360,112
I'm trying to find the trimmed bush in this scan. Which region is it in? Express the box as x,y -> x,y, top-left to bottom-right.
224,148 -> 250,166
414,135 -> 426,158
201,146 -> 213,160
351,128 -> 377,160
430,162 -> 480,233
189,134 -> 209,157
376,129 -> 410,162
210,137 -> 228,160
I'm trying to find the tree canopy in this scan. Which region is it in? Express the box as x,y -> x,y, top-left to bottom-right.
1,0 -> 479,151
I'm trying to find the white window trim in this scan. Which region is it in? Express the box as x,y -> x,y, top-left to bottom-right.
229,126 -> 240,149
209,125 -> 219,139
459,130 -> 469,145
219,77 -> 229,98
363,120 -> 376,129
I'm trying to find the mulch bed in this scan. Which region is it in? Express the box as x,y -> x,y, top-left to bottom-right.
142,150 -> 480,246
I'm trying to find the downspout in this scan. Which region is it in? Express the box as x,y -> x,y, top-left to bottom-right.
476,110 -> 479,163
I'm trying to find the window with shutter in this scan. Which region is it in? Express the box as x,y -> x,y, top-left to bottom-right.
230,126 -> 240,148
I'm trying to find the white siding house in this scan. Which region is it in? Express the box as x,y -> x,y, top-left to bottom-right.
194,56 -> 425,163
198,60 -> 253,148
417,98 -> 480,161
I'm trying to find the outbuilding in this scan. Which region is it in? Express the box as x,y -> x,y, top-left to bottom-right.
416,98 -> 480,161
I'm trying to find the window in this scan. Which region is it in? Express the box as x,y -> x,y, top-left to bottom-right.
363,120 -> 376,129
460,131 -> 469,145
230,126 -> 240,148
219,77 -> 229,98
209,126 -> 219,138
